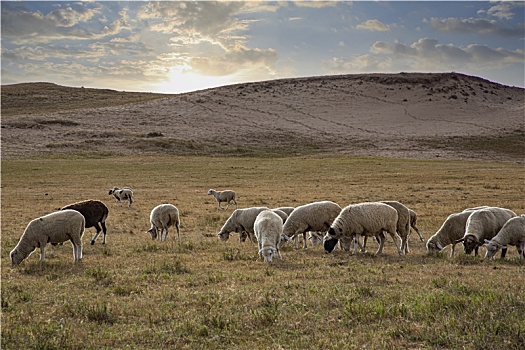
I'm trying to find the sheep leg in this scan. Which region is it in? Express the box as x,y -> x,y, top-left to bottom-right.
387,230 -> 403,255
375,234 -> 385,255
302,232 -> 308,249
225,201 -> 230,210
500,247 -> 507,259
233,200 -> 238,209
91,223 -> 102,245
163,227 -> 169,242
277,249 -> 283,260
39,241 -> 47,262
101,221 -> 107,244
71,237 -> 83,261
413,226 -> 424,241
176,224 -> 181,243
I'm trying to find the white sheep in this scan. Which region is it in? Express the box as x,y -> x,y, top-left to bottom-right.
207,189 -> 237,210
382,201 -> 411,254
484,215 -> 525,260
147,204 -> 181,242
10,209 -> 85,266
456,207 -> 516,257
323,202 -> 403,255
61,199 -> 109,245
281,201 -> 342,249
271,208 -> 289,223
254,210 -> 284,263
108,187 -> 134,207
426,206 -> 489,257
275,207 -> 295,216
409,208 -> 424,241
217,207 -> 270,242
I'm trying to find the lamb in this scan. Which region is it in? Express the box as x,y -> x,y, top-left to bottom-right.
254,210 -> 284,263
61,200 -> 109,245
484,215 -> 525,260
207,189 -> 237,210
323,202 -> 403,255
147,204 -> 181,242
281,201 -> 342,249
108,187 -> 134,207
456,207 -> 516,257
409,209 -> 424,241
10,209 -> 85,266
217,207 -> 270,242
426,206 -> 490,257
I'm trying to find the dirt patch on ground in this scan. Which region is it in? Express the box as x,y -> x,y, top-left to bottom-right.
2,73 -> 524,162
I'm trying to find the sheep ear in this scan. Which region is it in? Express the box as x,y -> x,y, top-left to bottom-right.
501,245 -> 508,250
455,238 -> 464,244
483,239 -> 491,245
436,242 -> 444,250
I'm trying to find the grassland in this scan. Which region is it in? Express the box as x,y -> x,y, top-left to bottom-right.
1,155 -> 524,349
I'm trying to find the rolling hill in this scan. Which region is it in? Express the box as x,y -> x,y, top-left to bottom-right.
2,73 -> 523,161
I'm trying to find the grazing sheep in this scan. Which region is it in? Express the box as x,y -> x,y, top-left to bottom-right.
147,204 -> 181,242
275,207 -> 295,216
217,207 -> 270,242
409,209 -> 424,241
426,206 -> 489,257
381,201 -> 411,254
281,201 -> 342,249
456,207 -> 516,257
61,200 -> 109,245
485,215 -> 525,260
254,210 -> 284,263
10,210 -> 85,266
271,209 -> 289,223
108,187 -> 134,207
207,189 -> 237,210
323,202 -> 402,255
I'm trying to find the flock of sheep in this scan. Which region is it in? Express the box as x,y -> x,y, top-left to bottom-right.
9,188 -> 525,267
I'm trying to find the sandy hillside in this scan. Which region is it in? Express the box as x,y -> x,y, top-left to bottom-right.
1,72 -> 524,161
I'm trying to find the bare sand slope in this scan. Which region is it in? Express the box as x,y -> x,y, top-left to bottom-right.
2,73 -> 524,161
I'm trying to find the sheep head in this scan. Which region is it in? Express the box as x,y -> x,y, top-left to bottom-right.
147,227 -> 158,240
259,247 -> 277,263
323,227 -> 340,253
461,234 -> 480,255
10,248 -> 28,267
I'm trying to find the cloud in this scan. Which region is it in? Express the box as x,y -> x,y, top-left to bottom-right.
430,17 -> 524,38
326,37 -> 524,74
356,19 -> 390,32
189,47 -> 277,76
486,2 -> 515,20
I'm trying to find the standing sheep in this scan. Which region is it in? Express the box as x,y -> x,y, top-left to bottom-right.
254,210 -> 284,263
484,215 -> 525,260
108,187 -> 134,207
61,200 -> 109,245
426,206 -> 489,257
275,207 -> 295,216
281,201 -> 342,249
323,202 -> 402,255
147,204 -> 181,242
382,201 -> 411,254
409,209 -> 424,241
207,189 -> 237,210
217,207 -> 270,242
456,207 -> 516,257
10,210 -> 85,266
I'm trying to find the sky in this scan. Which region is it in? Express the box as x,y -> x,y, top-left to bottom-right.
1,1 -> 524,93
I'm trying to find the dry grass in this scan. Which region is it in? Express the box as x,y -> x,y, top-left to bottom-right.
1,82 -> 172,116
2,155 -> 525,349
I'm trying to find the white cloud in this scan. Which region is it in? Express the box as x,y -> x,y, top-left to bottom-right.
356,19 -> 390,32
487,2 -> 515,20
326,38 -> 525,74
430,17 -> 524,38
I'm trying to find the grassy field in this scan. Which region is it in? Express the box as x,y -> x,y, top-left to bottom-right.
1,155 -> 524,349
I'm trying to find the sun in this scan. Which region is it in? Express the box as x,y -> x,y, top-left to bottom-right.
155,66 -> 235,94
